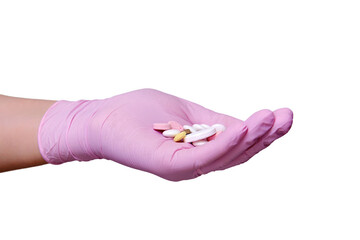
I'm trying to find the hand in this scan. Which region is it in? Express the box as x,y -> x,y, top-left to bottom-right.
38,88 -> 293,181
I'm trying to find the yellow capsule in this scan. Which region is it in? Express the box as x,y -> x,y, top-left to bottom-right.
174,131 -> 187,142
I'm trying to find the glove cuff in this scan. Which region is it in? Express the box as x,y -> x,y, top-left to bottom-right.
38,99 -> 103,164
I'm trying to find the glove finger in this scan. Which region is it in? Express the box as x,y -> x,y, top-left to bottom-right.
198,109 -> 275,175
218,107 -> 293,170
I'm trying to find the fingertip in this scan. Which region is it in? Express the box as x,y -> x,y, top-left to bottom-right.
273,107 -> 294,136
274,107 -> 293,120
262,108 -> 294,146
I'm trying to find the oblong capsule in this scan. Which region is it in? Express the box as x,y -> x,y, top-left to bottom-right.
163,129 -> 180,138
184,129 -> 191,134
174,131 -> 187,142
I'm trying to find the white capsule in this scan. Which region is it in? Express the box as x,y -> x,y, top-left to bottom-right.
192,124 -> 205,131
184,127 -> 217,143
192,139 -> 208,146
211,123 -> 226,132
183,125 -> 197,133
162,129 -> 180,137
200,124 -> 210,128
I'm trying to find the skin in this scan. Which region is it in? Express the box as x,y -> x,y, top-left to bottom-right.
0,94 -> 55,172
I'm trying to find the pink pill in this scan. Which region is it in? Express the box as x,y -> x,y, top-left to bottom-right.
207,130 -> 223,141
153,123 -> 171,131
168,121 -> 184,131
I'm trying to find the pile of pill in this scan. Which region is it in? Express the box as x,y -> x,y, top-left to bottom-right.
153,121 -> 226,146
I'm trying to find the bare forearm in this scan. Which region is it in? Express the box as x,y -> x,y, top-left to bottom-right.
0,94 -> 56,172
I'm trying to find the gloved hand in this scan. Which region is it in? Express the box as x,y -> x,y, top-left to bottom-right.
38,88 -> 293,181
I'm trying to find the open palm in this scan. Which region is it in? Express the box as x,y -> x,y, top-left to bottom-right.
95,88 -> 293,181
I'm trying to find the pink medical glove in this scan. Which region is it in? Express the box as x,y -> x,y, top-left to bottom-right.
38,88 -> 293,181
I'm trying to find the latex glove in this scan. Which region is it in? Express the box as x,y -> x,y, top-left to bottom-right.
38,88 -> 293,181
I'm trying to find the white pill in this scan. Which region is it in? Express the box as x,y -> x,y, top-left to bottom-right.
200,124 -> 210,128
192,124 -> 205,131
183,125 -> 197,133
212,123 -> 226,132
184,127 -> 217,143
162,129 -> 180,137
192,139 -> 208,146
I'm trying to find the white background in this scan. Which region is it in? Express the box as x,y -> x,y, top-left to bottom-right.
1,0 -> 359,239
